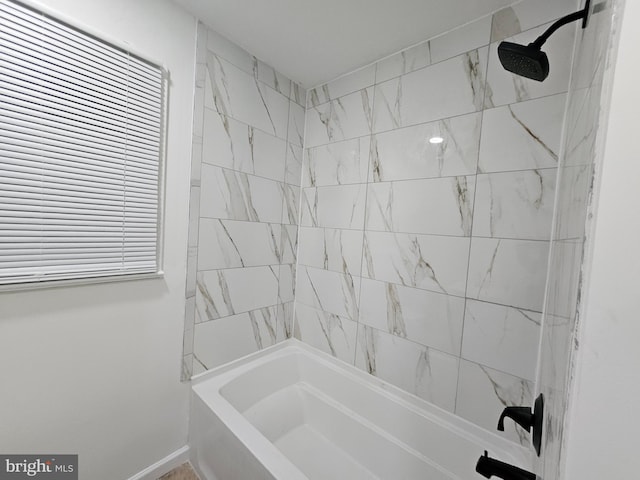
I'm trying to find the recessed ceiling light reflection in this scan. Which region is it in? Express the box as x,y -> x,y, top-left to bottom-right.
429,136 -> 444,144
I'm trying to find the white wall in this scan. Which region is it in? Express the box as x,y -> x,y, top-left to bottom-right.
0,1 -> 196,479
563,0 -> 640,477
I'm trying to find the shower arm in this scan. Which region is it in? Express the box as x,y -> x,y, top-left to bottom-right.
532,0 -> 591,50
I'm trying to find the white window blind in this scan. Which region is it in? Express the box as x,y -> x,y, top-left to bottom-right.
0,0 -> 166,287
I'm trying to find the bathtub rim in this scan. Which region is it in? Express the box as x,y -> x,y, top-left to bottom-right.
190,338 -> 533,475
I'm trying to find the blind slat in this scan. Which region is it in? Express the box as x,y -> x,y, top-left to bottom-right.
0,0 -> 165,285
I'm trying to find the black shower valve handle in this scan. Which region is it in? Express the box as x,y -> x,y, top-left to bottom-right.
497,406 -> 534,432
497,394 -> 545,456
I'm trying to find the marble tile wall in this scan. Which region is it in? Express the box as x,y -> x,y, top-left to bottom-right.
536,1 -> 622,478
182,23 -> 306,378
295,0 -> 577,446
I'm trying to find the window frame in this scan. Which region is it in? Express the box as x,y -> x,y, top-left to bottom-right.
0,0 -> 170,292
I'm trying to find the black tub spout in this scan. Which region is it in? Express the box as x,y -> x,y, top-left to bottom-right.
476,451 -> 536,480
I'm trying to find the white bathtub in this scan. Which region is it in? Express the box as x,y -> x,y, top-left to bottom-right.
189,339 -> 531,480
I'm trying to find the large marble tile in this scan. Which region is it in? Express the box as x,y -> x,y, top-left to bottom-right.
370,112 -> 481,182
374,42 -> 431,84
462,299 -> 540,381
362,231 -> 470,297
306,87 -> 374,148
303,137 -> 370,187
199,164 -> 283,223
202,108 -> 287,182
206,27 -> 254,76
490,0 -> 580,43
472,168 -> 557,240
466,238 -> 550,311
297,227 -> 363,277
281,183 -> 301,226
195,266 -> 279,322
484,22 -> 574,109
193,306 -> 279,370
300,184 -> 366,230
365,176 -> 476,236
430,16 -> 492,64
359,278 -> 465,356
255,58 -> 291,98
308,64 -> 376,107
280,224 -> 298,264
277,301 -> 295,341
295,265 -> 360,321
294,302 -> 357,363
290,82 -> 306,107
355,325 -> 459,412
479,94 -> 566,173
372,48 -> 489,133
278,263 -> 296,303
455,360 -> 533,446
205,52 -> 289,139
285,143 -> 303,186
197,219 -> 282,270
288,101 -> 306,147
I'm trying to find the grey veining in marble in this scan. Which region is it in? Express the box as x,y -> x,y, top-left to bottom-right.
472,168 -> 557,240
199,164 -> 283,223
301,184 -> 366,230
202,108 -> 287,182
193,306 -> 279,370
305,87 -> 374,147
462,299 -> 541,380
355,325 -> 460,412
366,176 -> 476,236
359,278 -> 465,355
197,219 -> 282,270
455,359 -> 533,446
362,231 -> 470,297
298,227 -> 363,277
303,137 -> 370,187
484,23 -> 574,109
373,48 -> 489,133
205,52 -> 289,140
285,143 -> 303,186
294,302 -> 357,362
195,266 -> 279,322
375,42 -> 432,84
281,183 -> 301,226
308,64 -> 376,108
370,112 -> 481,182
479,94 -> 566,173
295,265 -> 360,321
466,237 -> 550,311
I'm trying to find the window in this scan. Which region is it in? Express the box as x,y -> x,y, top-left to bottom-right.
0,0 -> 167,288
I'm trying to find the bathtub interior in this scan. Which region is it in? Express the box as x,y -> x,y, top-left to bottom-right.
192,341 -> 531,480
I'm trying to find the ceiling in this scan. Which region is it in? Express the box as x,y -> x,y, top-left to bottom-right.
174,0 -> 518,88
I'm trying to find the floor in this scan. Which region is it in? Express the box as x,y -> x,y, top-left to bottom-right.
157,463 -> 200,480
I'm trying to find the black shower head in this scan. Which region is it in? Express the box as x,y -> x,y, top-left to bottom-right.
497,0 -> 591,82
497,42 -> 550,82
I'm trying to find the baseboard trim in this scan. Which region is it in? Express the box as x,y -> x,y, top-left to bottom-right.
127,445 -> 190,480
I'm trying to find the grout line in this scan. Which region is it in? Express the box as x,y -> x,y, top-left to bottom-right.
352,67 -> 377,367
297,263 -> 544,313
304,90 -> 570,150
454,43 -> 491,414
